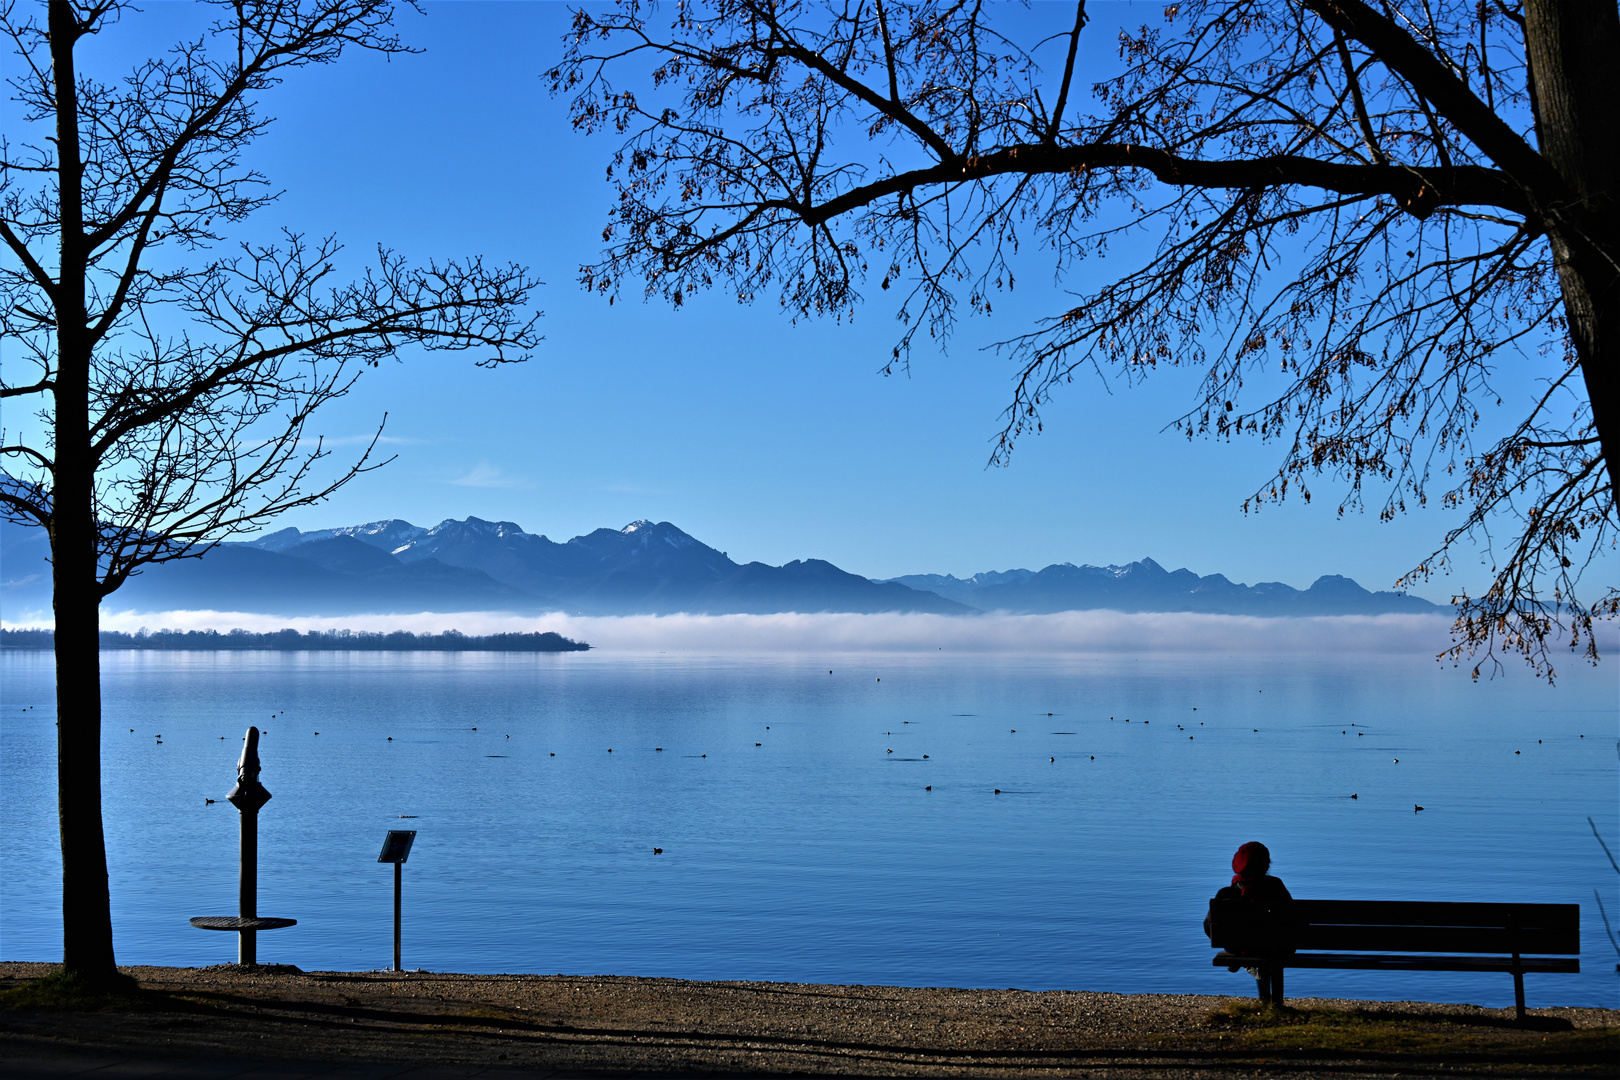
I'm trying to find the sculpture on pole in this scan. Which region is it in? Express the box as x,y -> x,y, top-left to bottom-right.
191,726 -> 296,964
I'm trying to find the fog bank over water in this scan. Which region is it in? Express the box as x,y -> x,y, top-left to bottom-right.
55,607 -> 1539,655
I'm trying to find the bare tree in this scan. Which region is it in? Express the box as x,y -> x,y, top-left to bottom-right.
550,0 -> 1616,676
1,0 -> 541,986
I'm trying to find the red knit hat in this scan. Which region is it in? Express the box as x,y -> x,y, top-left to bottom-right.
1232,841 -> 1270,881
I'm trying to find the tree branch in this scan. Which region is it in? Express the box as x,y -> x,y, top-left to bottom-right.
0,217 -> 58,298
1046,2 -> 1088,144
1334,31 -> 1388,164
798,143 -> 1523,226
772,41 -> 958,162
1305,0 -> 1566,205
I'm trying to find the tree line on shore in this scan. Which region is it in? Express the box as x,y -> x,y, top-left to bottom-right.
0,628 -> 589,652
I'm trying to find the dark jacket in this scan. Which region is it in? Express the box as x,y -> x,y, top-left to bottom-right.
1216,874 -> 1292,908
1204,875 -> 1294,953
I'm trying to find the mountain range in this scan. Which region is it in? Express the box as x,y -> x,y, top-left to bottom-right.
883,563 -> 1439,617
0,516 -> 1440,618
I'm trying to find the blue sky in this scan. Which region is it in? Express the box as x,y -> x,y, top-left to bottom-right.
22,1 -> 1561,598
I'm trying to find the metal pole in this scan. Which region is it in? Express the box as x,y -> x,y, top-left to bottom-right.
393,861 -> 402,971
240,804 -> 258,964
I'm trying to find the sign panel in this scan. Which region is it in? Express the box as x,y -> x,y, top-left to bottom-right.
378,830 -> 417,864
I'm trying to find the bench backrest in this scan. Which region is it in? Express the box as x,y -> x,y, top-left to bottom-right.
1209,899 -> 1579,956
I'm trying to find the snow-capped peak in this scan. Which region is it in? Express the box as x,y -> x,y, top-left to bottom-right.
429,516 -> 529,539
342,519 -> 421,538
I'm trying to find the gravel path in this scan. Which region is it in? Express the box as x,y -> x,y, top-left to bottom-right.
1,962 -> 1614,1078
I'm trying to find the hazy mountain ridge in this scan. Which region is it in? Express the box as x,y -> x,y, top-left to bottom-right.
881,569 -> 1037,604
883,557 -> 1437,616
0,515 -> 1440,618
4,518 -> 967,617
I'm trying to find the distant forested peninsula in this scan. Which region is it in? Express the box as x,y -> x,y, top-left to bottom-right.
1,628 -> 590,652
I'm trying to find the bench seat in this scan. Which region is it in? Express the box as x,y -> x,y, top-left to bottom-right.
1214,951 -> 1579,973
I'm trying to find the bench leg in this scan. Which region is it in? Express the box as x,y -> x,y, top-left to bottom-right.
1513,966 -> 1526,1022
1272,964 -> 1285,1008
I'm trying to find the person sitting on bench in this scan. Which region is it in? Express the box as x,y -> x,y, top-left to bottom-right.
1205,841 -> 1293,1002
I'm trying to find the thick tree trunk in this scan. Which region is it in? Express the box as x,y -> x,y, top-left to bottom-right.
1524,0 -> 1620,503
52,556 -> 113,976
49,0 -> 119,982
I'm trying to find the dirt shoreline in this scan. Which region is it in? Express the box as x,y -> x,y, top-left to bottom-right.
1,962 -> 1615,1078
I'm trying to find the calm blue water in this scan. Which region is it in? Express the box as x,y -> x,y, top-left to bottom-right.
1,649 -> 1615,1007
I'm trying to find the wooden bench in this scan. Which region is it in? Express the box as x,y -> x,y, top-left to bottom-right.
1207,899 -> 1579,1019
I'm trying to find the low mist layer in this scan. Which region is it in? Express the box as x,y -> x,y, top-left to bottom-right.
40,607 -> 1507,655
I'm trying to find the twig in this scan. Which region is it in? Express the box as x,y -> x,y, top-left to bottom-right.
1590,816 -> 1620,875
1593,890 -> 1620,966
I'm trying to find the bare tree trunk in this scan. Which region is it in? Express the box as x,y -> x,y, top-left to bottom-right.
1525,0 -> 1620,502
52,564 -> 113,977
49,0 -> 118,982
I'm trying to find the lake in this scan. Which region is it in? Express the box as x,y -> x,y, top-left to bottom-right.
1,648 -> 1615,1007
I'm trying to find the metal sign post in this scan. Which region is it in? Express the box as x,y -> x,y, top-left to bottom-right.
378,830 -> 416,971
